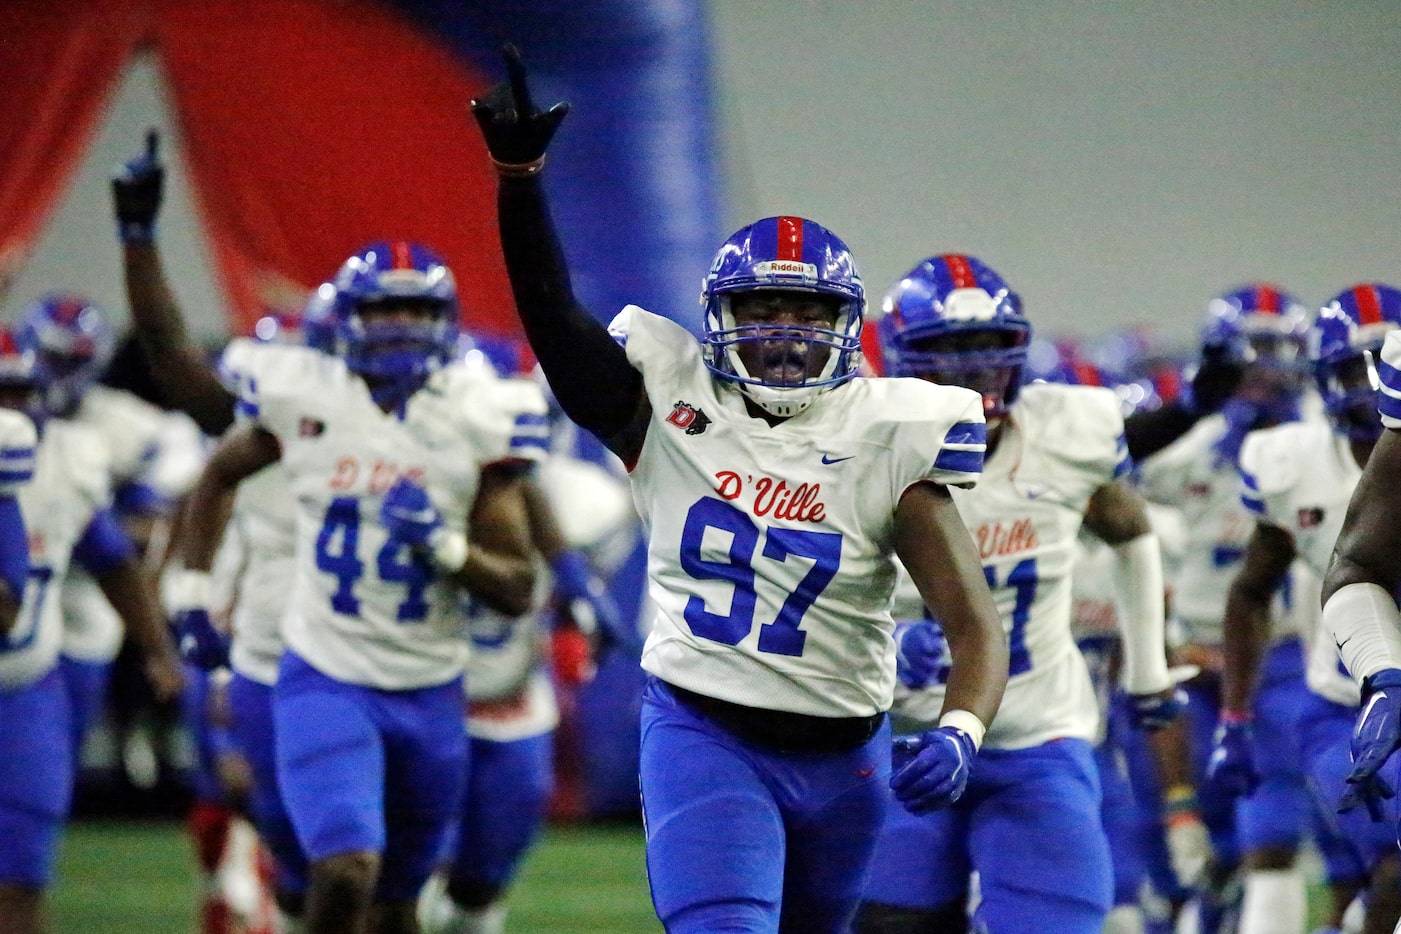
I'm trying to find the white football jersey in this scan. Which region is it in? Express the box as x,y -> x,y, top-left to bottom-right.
612,306 -> 986,718
223,463 -> 297,685
240,345 -> 548,690
0,419 -> 109,688
1136,414 -> 1295,646
61,387 -> 204,664
889,383 -> 1130,748
1376,330 -> 1401,429
1238,415 -> 1361,706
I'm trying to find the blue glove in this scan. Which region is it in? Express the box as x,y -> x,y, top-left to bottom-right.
174,607 -> 229,671
1340,668 -> 1401,820
889,726 -> 975,814
111,128 -> 164,243
1127,685 -> 1188,731
1204,717 -> 1261,798
380,477 -> 442,549
551,550 -> 638,654
894,620 -> 948,689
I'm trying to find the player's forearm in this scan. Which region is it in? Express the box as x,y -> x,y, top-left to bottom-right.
450,547 -> 537,618
497,176 -> 644,440
1220,584 -> 1270,711
1110,532 -> 1172,694
122,241 -> 236,435
97,558 -> 178,663
940,614 -> 1008,728
179,477 -> 237,573
1123,402 -> 1199,463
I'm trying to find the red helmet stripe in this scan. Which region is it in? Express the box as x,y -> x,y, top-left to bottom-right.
775,216 -> 803,262
390,240 -> 413,270
943,254 -> 977,289
1354,284 -> 1383,325
1254,284 -> 1281,314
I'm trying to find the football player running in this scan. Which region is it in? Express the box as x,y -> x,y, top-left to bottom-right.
471,46 -> 1008,934
1226,285 -> 1401,934
0,332 -> 182,934
855,254 -> 1180,934
1136,285 -> 1318,934
170,241 -> 547,934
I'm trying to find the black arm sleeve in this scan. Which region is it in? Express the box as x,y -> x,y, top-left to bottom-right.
1123,400 -> 1201,463
496,176 -> 644,440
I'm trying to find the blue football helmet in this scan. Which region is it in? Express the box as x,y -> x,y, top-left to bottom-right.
1311,283 -> 1401,442
878,254 -> 1030,422
700,216 -> 864,417
300,282 -> 338,352
15,292 -> 116,418
0,327 -> 44,425
1201,283 -> 1310,368
330,241 -> 459,402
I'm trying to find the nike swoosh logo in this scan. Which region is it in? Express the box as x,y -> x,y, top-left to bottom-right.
857,766 -> 876,778
821,454 -> 855,465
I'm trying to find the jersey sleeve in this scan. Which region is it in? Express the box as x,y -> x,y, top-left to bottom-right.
234,344 -> 322,442
1378,330 -> 1401,429
890,381 -> 987,491
1053,385 -> 1131,483
1237,424 -> 1301,529
0,409 -> 37,494
487,377 -> 551,469
218,337 -> 262,422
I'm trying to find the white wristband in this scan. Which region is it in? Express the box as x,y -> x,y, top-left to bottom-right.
427,529 -> 470,574
938,709 -> 987,751
167,568 -> 212,612
1322,582 -> 1401,682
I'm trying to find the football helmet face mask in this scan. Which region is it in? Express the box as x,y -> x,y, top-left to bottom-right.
878,254 -> 1029,423
331,241 -> 459,403
700,216 -> 864,418
15,292 -> 116,418
1311,283 -> 1401,442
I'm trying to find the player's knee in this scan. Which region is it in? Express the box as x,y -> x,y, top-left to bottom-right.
1243,844 -> 1296,871
310,850 -> 380,900
445,874 -> 504,910
663,898 -> 774,934
853,899 -> 968,934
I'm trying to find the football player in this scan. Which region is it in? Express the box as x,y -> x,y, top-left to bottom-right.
14,293 -> 202,777
1136,284 -> 1316,934
855,254 -> 1180,934
167,240 -> 547,934
1216,285 -> 1401,934
471,47 -> 1008,933
0,330 -> 182,934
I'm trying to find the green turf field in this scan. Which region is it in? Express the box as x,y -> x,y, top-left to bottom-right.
52,817 -> 1336,932
53,818 -> 661,933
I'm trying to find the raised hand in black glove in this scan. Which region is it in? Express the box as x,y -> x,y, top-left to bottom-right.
112,128 -> 164,243
469,44 -> 569,176
1183,343 -> 1244,415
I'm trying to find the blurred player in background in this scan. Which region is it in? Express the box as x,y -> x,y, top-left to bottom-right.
169,238 -> 547,934
0,330 -> 183,934
472,47 -> 1008,933
1136,284 -> 1317,934
1215,285 -> 1401,934
856,254 -> 1181,934
13,293 -> 202,788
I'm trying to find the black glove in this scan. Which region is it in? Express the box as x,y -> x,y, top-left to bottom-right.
469,44 -> 569,174
112,128 -> 164,243
1183,344 -> 1244,415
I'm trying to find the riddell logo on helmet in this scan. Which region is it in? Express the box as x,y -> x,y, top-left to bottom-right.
755,261 -> 817,280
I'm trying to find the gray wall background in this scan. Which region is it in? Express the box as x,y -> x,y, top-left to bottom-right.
11,3 -> 1401,352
